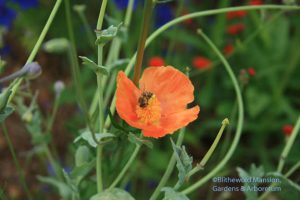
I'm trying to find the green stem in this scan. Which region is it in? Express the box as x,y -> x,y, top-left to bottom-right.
1,123 -> 33,200
96,0 -> 108,31
258,159 -> 300,200
44,144 -> 63,180
277,116 -> 300,173
95,0 -> 108,193
108,144 -> 141,189
8,0 -> 63,103
103,4 -> 298,131
181,29 -> 244,195
187,118 -> 229,178
77,11 -> 95,47
46,95 -> 60,133
132,0 -> 154,85
149,129 -> 185,200
285,161 -> 300,178
96,145 -> 103,192
190,10 -> 284,78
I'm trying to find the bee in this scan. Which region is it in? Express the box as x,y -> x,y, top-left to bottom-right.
138,91 -> 153,108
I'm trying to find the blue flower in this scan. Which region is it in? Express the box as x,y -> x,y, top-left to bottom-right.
12,0 -> 39,10
0,5 -> 16,28
113,0 -> 137,10
154,4 -> 173,28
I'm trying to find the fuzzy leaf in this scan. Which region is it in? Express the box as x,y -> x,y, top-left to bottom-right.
161,187 -> 189,200
171,139 -> 193,187
128,133 -> 153,149
79,56 -> 109,75
75,145 -> 91,167
0,107 -> 14,123
237,164 -> 264,200
37,176 -> 72,198
74,130 -> 115,148
90,188 -> 135,200
267,172 -> 300,199
70,159 -> 96,184
95,24 -> 122,45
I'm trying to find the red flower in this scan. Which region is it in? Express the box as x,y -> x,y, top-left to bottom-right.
282,124 -> 293,136
148,56 -> 165,67
192,56 -> 212,69
226,10 -> 247,20
227,23 -> 245,35
250,0 -> 263,5
223,44 -> 234,55
247,67 -> 256,76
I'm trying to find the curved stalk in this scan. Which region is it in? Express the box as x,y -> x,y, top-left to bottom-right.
180,29 -> 244,195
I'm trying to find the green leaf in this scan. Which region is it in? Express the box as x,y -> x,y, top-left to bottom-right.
171,139 -> 193,187
267,172 -> 300,199
237,164 -> 264,200
37,176 -> 72,198
0,89 -> 12,112
0,107 -> 14,123
70,159 -> 96,184
95,24 -> 122,45
161,187 -> 189,200
128,133 -> 153,149
246,87 -> 270,118
75,145 -> 91,167
90,188 -> 135,200
79,56 -> 109,75
74,129 -> 115,148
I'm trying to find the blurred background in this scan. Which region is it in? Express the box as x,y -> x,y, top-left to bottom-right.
1,0 -> 300,199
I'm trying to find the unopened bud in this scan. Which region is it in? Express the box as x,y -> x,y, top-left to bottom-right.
54,80 -> 65,96
22,111 -> 33,123
73,4 -> 86,13
43,38 -> 69,54
24,62 -> 42,79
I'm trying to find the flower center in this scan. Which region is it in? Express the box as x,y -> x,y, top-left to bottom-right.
136,91 -> 161,125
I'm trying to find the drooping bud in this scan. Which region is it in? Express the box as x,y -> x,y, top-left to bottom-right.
23,62 -> 42,79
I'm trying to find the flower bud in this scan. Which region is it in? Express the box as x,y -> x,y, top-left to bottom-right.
23,62 -> 42,79
73,4 -> 86,13
54,80 -> 65,96
43,38 -> 69,54
22,111 -> 33,123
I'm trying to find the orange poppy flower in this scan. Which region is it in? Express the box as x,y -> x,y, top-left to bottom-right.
116,66 -> 200,138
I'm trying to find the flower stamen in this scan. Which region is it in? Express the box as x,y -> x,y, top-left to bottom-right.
136,91 -> 161,125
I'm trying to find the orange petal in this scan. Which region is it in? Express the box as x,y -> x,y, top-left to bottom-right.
142,106 -> 200,138
161,106 -> 200,133
116,71 -> 142,128
139,66 -> 195,115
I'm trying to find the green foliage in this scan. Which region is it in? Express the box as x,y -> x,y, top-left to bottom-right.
0,107 -> 14,123
267,172 -> 300,199
95,24 -> 122,45
74,129 -> 115,148
237,164 -> 265,200
128,133 -> 153,148
161,187 -> 190,200
171,139 -> 193,187
90,188 -> 135,200
37,176 -> 72,198
79,56 -> 109,75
